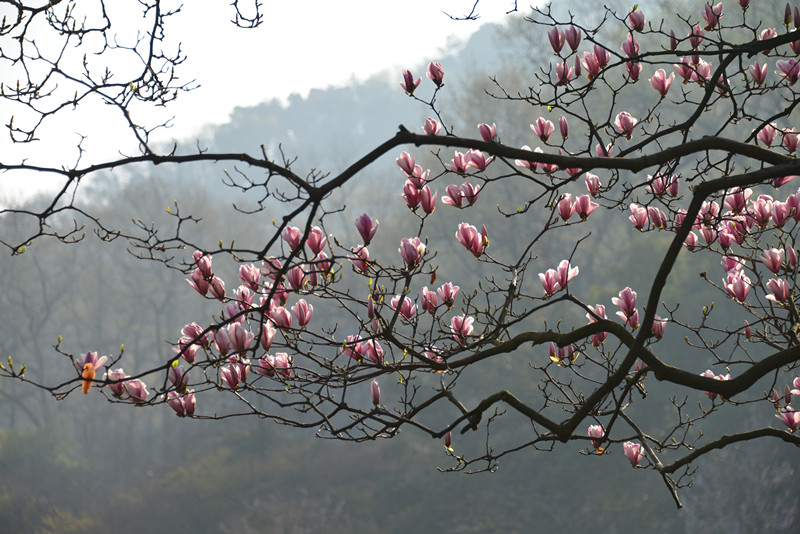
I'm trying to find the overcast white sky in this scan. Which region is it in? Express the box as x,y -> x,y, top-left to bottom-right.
1,1 -> 513,202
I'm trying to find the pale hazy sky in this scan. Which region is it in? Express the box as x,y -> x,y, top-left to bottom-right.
1,1 -> 513,202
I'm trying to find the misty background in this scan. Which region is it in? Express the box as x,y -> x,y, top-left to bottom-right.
0,1 -> 797,532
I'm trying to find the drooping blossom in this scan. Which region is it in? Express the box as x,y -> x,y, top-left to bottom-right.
585,173 -> 601,197
623,441 -> 645,467
427,61 -> 444,87
450,315 -> 475,345
400,69 -> 421,94
650,69 -> 674,97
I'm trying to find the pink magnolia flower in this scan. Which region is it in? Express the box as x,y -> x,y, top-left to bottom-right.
701,369 -> 731,399
532,118 -> 555,142
292,299 -> 313,327
400,69 -> 421,94
759,28 -> 778,55
581,51 -> 603,79
559,116 -> 569,139
724,187 -> 752,213
437,282 -> 460,308
478,122 -> 497,142
192,250 -> 213,279
586,304 -> 608,347
628,8 -> 645,31
556,260 -> 579,288
282,226 -> 302,251
783,128 -> 799,153
455,223 -> 488,258
629,204 -> 648,230
419,185 -> 437,215
683,231 -> 698,251
625,61 -> 642,82
621,33 -> 639,58
738,0 -> 750,9
286,265 -> 307,291
121,378 -> 149,403
165,390 -> 195,417
399,237 -> 426,268
350,246 -> 370,274
749,195 -> 774,227
585,173 -> 601,197
574,195 -> 598,220
588,424 -> 605,449
548,342 -> 576,365
74,351 -> 108,375
777,59 -> 800,84
721,255 -> 745,273
270,306 -> 293,329
689,25 -> 704,49
555,61 -> 574,85
420,286 -> 438,314
749,62 -> 768,85
757,123 -> 778,147
776,408 -> 800,431
651,315 -> 668,340
259,321 -> 276,351
595,143 -> 613,157
702,2 -> 722,29
647,206 -> 668,229
547,27 -> 565,54
221,355 -> 249,389
365,339 -> 384,364
724,271 -> 752,302
187,268 -> 211,296
539,269 -> 560,296
442,184 -> 465,208
391,295 -> 417,320
209,276 -> 225,301
306,226 -> 327,255
238,264 -> 261,291
229,322 -> 255,353
614,112 -> 638,139
168,365 -> 189,393
613,287 -> 638,325
766,278 -> 791,303
650,69 -> 675,97
762,248 -> 785,274
623,441 -> 644,466
104,368 -> 128,398
466,149 -> 492,171
342,335 -> 366,361
565,25 -> 581,51
557,193 -> 575,221
450,315 -> 475,345
423,117 -> 441,135
371,379 -> 381,406
447,151 -> 473,174
396,151 -> 416,176
427,61 -> 444,87
355,214 -> 378,245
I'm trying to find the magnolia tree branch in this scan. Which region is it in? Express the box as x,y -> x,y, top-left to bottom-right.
4,1 -> 800,508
